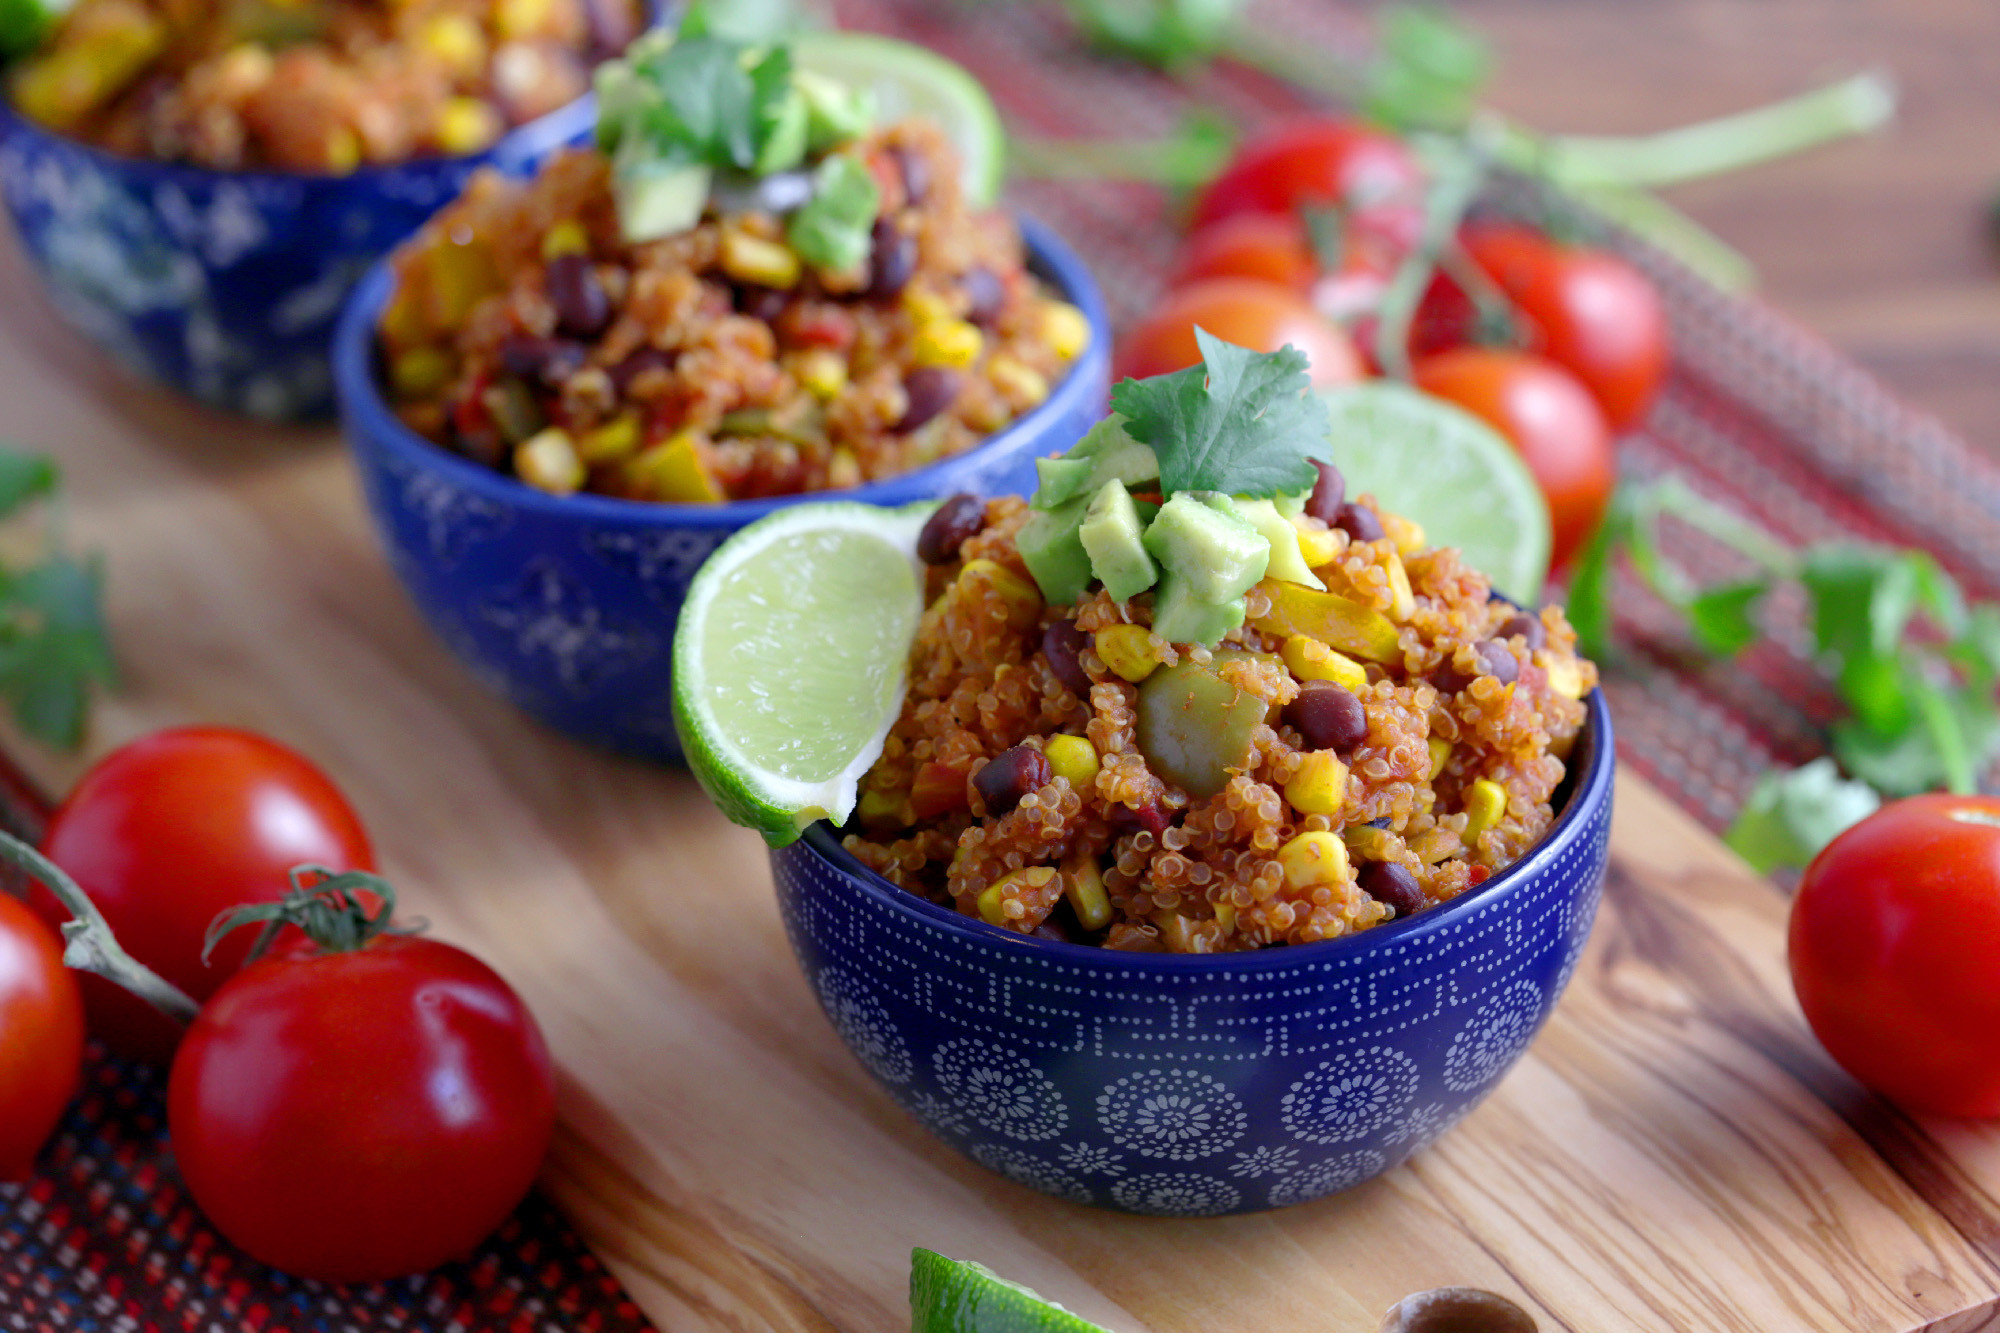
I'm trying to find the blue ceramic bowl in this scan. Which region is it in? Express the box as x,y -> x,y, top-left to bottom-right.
335,215 -> 1112,761
771,688 -> 1613,1215
0,95 -> 593,420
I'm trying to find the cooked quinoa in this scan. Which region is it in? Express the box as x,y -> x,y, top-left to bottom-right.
375,121 -> 1089,502
9,0 -> 640,171
843,485 -> 1598,953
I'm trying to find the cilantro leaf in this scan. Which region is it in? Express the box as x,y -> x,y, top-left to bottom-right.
1110,330 -> 1328,499
678,0 -> 809,44
1363,5 -> 1490,134
786,154 -> 880,273
1725,758 -> 1879,875
0,452 -> 56,518
0,551 -> 113,750
1686,578 -> 1769,654
1072,0 -> 1242,71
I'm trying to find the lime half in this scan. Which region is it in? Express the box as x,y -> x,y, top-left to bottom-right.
793,31 -> 1006,207
672,500 -> 933,846
1315,382 -> 1554,601
911,1250 -> 1112,1333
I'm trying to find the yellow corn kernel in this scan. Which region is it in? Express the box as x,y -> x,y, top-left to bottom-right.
1428,737 -> 1453,781
901,287 -> 952,325
857,786 -> 907,827
495,0 -> 553,39
1383,552 -> 1416,622
1094,624 -> 1161,683
323,125 -> 362,175
417,13 -> 486,77
577,413 -> 641,465
1042,301 -> 1091,361
719,231 -> 801,289
379,287 -> 429,348
1283,751 -> 1350,817
1382,513 -> 1426,556
796,348 -> 847,401
1545,655 -> 1586,700
959,559 -> 1042,628
389,346 -> 454,399
1279,635 -> 1368,691
1154,911 -> 1198,953
1278,831 -> 1351,891
1342,823 -> 1397,862
1045,734 -> 1100,790
515,428 -> 585,494
912,318 -> 983,370
12,12 -> 167,130
1295,522 -> 1340,569
986,353 -> 1049,410
422,237 -> 499,328
1251,580 -> 1401,663
975,882 -> 1006,927
541,220 -> 590,261
1462,779 -> 1508,848
827,448 -> 862,489
623,430 -> 723,503
210,43 -> 274,100
434,96 -> 502,155
1064,854 -> 1112,931
979,866 -> 1058,927
1213,899 -> 1236,937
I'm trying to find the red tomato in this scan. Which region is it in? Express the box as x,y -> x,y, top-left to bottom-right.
1415,226 -> 1670,432
0,892 -> 84,1181
1413,349 -> 1615,570
1189,118 -> 1426,247
32,728 -> 374,1063
1118,279 -> 1365,388
1172,214 -> 1317,292
1790,795 -> 2000,1117
169,931 -> 556,1282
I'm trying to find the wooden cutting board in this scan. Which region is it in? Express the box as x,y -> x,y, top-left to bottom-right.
11,240 -> 2000,1333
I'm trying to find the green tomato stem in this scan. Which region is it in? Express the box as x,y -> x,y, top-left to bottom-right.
1006,132 -> 1231,186
1554,182 -> 1757,293
0,829 -> 199,1024
1652,478 -> 1802,580
1372,137 -> 1485,380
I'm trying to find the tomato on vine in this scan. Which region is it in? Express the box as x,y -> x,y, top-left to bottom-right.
1189,117 -> 1425,248
0,891 -> 83,1181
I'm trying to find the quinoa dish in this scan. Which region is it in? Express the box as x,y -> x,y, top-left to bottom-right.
841,338 -> 1598,953
8,0 -> 642,171
374,19 -> 1090,503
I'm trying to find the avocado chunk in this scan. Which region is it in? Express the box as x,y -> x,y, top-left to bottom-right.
1150,570 -> 1247,647
1232,498 -> 1325,591
1079,481 -> 1159,601
1018,497 -> 1093,606
615,161 -> 711,243
1273,488 -> 1308,519
1031,416 -> 1160,511
1143,492 -> 1270,605
1032,456 -> 1094,510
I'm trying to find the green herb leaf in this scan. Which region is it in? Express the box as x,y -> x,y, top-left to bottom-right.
1564,497 -> 1628,661
1109,330 -> 1328,500
1724,758 -> 1879,875
678,0 -> 808,44
786,153 -> 881,273
1363,5 -> 1490,135
0,451 -> 57,519
0,552 -> 114,750
1833,679 -> 1999,798
1685,578 -> 1769,655
1072,0 -> 1242,71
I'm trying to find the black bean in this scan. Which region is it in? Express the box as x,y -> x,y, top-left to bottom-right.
547,253 -> 610,338
890,144 -> 932,206
1112,799 -> 1170,836
737,285 -> 789,323
917,492 -> 985,565
453,423 -> 505,469
1033,918 -> 1072,943
869,219 -> 918,299
609,346 -> 674,395
1285,680 -> 1369,754
498,335 -> 586,385
1334,501 -> 1383,543
962,266 -> 1006,325
1478,638 -> 1520,686
974,745 -> 1051,817
1359,861 -> 1427,918
1496,613 -> 1547,650
1042,619 -> 1093,697
898,367 -> 963,432
1305,459 -> 1346,524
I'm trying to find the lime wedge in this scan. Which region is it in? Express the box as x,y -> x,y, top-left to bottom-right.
1315,382 -> 1554,601
793,31 -> 1006,207
672,501 -> 933,846
910,1250 -> 1113,1333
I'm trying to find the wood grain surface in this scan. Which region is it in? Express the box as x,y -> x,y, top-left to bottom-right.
9,213 -> 2000,1330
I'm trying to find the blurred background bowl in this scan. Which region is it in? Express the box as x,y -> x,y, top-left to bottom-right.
769,687 -> 1612,1216
335,214 -> 1112,762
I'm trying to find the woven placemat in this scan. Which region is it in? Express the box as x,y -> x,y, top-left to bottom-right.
8,1 -> 2000,1328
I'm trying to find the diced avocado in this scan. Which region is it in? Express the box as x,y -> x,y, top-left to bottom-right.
1031,414 -> 1160,508
1018,497 -> 1093,606
1079,480 -> 1158,601
615,161 -> 711,243
1273,489 -> 1308,519
797,69 -> 876,151
1232,497 -> 1325,591
1150,572 -> 1247,649
1033,456 -> 1094,510
753,88 -> 810,175
1143,492 -> 1269,604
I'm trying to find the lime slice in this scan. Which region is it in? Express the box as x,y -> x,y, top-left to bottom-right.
910,1250 -> 1113,1333
793,31 -> 1006,208
672,500 -> 933,846
1315,382 -> 1554,601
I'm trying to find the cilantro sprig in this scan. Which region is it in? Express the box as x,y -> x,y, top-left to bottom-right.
0,449 -> 112,749
1109,329 -> 1329,499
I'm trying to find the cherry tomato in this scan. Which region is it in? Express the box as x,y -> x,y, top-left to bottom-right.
1118,278 -> 1365,388
1413,226 -> 1670,432
32,727 -> 374,1063
1790,794 -> 2000,1117
1189,117 -> 1425,248
1413,349 -> 1614,571
0,891 -> 84,1181
1172,213 -> 1318,293
170,928 -> 556,1282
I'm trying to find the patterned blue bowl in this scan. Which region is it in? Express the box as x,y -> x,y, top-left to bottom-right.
334,215 -> 1112,761
0,95 -> 593,420
771,688 -> 1613,1215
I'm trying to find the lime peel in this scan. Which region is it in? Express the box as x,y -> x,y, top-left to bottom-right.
910,1248 -> 1114,1333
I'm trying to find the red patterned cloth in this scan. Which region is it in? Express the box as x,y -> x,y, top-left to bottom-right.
8,2 -> 2000,1328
